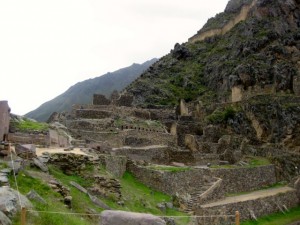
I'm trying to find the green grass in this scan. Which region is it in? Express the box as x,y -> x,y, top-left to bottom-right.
9,171 -> 97,225
8,164 -> 191,225
241,206 -> 300,225
120,172 -> 190,225
206,106 -> 237,124
50,167 -> 190,225
147,165 -> 192,173
11,118 -> 49,132
211,156 -> 271,169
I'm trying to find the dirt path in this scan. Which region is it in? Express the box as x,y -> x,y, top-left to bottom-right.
112,145 -> 168,151
202,186 -> 295,208
36,147 -> 88,156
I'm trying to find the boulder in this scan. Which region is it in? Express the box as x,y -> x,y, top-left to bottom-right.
0,187 -> 32,218
70,181 -> 88,194
26,190 -> 47,205
100,210 -> 166,225
88,193 -> 111,210
32,158 -> 48,173
15,144 -> 37,158
0,211 -> 11,225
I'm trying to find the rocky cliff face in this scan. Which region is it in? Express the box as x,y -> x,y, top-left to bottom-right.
125,0 -> 300,107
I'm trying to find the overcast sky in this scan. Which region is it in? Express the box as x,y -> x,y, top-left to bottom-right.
0,0 -> 228,115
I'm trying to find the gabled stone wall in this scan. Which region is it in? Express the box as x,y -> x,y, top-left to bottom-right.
93,94 -> 111,105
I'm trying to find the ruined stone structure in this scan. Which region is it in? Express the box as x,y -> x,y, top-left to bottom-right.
14,91 -> 298,223
189,0 -> 258,43
0,101 -> 10,141
93,94 -> 111,106
231,84 -> 275,103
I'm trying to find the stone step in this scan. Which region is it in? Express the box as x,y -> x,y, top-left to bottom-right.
199,186 -> 298,222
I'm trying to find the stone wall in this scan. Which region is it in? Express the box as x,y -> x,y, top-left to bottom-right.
98,155 -> 127,178
112,146 -> 170,164
0,101 -> 10,141
75,109 -> 112,119
127,163 -> 214,196
8,132 -> 49,146
115,94 -> 133,107
210,165 -> 277,193
49,129 -> 69,148
67,119 -> 113,132
71,104 -> 175,123
231,84 -> 275,103
71,129 -> 176,148
128,163 -> 277,196
93,94 -> 111,105
189,0 -> 257,43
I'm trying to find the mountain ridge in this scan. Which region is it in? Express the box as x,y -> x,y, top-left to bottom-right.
25,58 -> 157,121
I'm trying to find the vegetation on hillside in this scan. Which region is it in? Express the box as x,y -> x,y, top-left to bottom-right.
241,206 -> 300,225
8,163 -> 190,225
126,1 -> 299,107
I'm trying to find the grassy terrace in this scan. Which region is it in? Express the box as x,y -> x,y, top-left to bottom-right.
241,206 -> 300,225
147,165 -> 192,173
8,164 -> 190,225
11,118 -> 49,132
211,156 -> 271,169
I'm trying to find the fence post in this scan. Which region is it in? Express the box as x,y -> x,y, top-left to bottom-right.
235,211 -> 240,225
21,207 -> 26,225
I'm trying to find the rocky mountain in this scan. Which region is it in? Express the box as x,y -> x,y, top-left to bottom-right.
125,0 -> 300,107
122,0 -> 300,159
25,58 -> 157,122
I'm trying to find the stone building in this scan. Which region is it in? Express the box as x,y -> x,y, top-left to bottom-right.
0,101 -> 10,141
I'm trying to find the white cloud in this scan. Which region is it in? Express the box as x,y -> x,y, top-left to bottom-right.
0,0 -> 228,115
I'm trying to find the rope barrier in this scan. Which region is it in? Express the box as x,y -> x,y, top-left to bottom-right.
7,142 -> 239,224
26,209 -> 235,218
26,210 -> 101,216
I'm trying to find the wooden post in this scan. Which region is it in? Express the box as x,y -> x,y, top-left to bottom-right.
235,211 -> 240,225
21,207 -> 26,225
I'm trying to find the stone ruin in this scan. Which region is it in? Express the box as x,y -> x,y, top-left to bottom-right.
1,91 -> 300,224
93,92 -> 134,107
0,101 -> 10,142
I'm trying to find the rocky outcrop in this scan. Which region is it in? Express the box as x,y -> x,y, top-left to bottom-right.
0,211 -> 11,225
0,187 -> 32,222
100,210 -> 166,225
88,175 -> 122,200
15,144 -> 37,158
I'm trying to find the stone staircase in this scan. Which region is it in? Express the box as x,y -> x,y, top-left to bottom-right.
184,179 -> 223,214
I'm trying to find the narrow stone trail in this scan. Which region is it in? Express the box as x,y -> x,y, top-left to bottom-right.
202,186 -> 295,208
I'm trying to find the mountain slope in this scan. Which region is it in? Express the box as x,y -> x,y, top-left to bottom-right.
125,0 -> 300,107
25,58 -> 157,121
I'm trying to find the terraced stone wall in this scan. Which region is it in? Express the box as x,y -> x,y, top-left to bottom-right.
209,165 -> 277,193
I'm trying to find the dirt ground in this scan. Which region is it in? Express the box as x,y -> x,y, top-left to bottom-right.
35,147 -> 88,156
